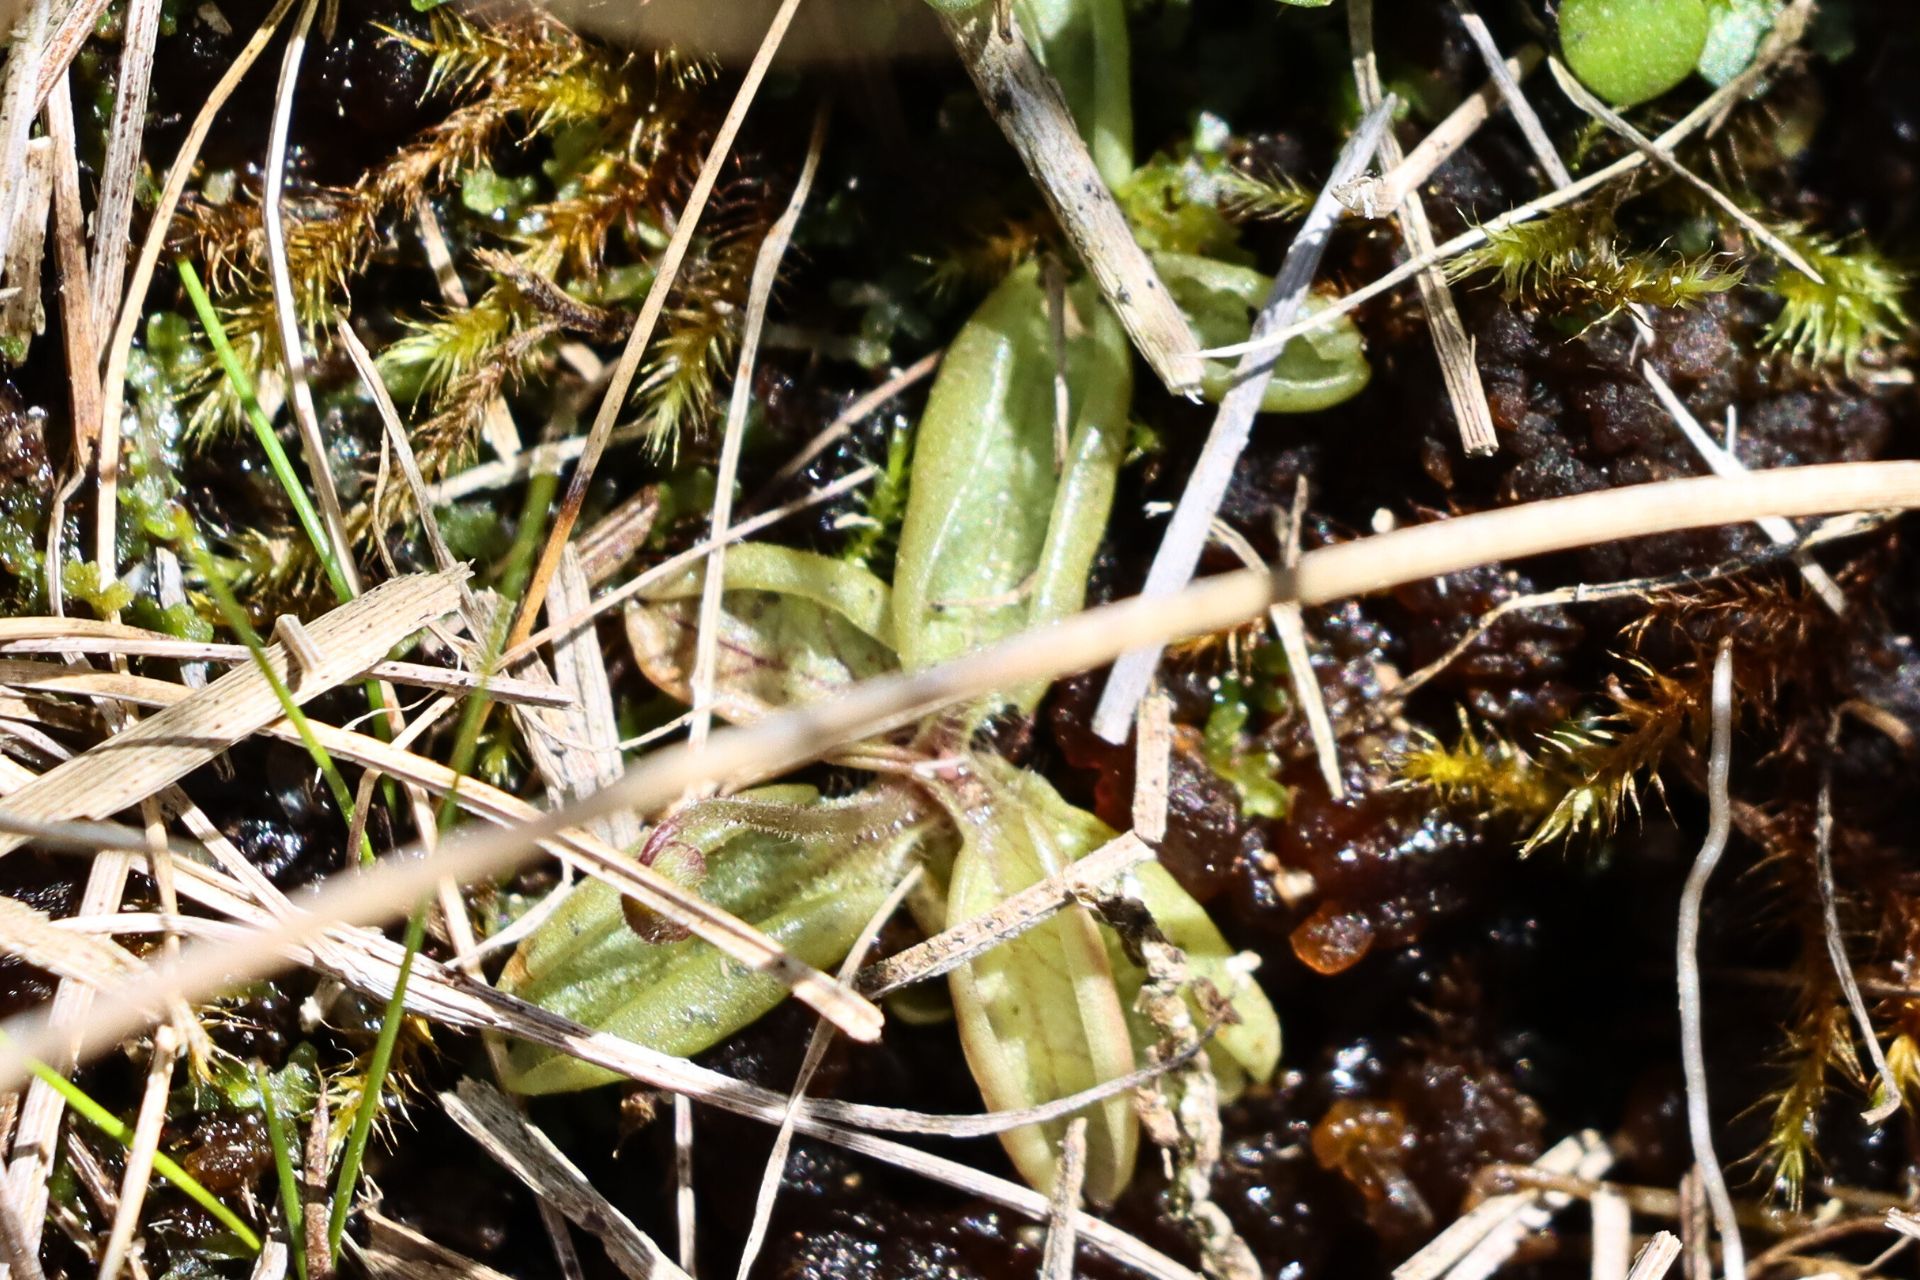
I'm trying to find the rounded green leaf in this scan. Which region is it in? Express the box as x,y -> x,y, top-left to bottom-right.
1559,0 -> 1711,106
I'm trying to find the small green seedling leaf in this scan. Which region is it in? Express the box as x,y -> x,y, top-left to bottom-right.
1559,0 -> 1711,106
501,784 -> 943,1093
1154,251 -> 1371,413
939,760 -> 1140,1204
1014,0 -> 1134,189
891,262 -> 1131,701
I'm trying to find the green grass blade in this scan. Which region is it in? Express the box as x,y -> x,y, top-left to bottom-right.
12,1046 -> 262,1253
257,1063 -> 309,1280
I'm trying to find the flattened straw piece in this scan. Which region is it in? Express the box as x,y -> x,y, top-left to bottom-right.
86,0 -> 162,334
1628,1233 -> 1684,1280
15,464 -> 1920,1103
505,0 -> 809,653
1546,58 -> 1822,283
441,1080 -> 689,1280
28,0 -> 115,116
43,72 -> 100,605
1090,98 -> 1395,745
1676,642 -> 1744,1280
689,107 -> 829,754
1641,362 -> 1847,615
354,1211 -> 515,1280
261,0 -> 359,592
1041,1118 -> 1090,1280
0,569 -> 465,859
1446,1133 -> 1612,1280
0,139 -> 51,363
0,1169 -> 47,1280
1817,716 -> 1901,1124
1352,0 -> 1498,458
858,833 -> 1154,997
936,7 -> 1202,394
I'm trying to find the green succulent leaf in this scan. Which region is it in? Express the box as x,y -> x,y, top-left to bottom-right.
500,785 -> 943,1094
891,262 -> 1131,704
1153,251 -> 1372,413
939,761 -> 1141,1204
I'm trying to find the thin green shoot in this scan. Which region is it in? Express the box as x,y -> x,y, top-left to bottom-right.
257,1063 -> 309,1280
177,260 -> 351,604
10,1043 -> 263,1253
326,903 -> 427,1261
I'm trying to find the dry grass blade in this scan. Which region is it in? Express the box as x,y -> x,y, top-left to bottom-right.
1817,717 -> 1900,1125
1347,48 -> 1541,218
505,0 -> 809,653
0,895 -> 143,989
0,0 -> 52,284
1090,98 -> 1395,744
938,6 -> 1202,394
689,107 -> 829,754
1392,1132 -> 1605,1280
1677,642 -> 1744,1280
1133,688 -> 1171,841
1640,362 -> 1846,614
0,139 -> 50,364
748,349 -> 942,509
735,870 -> 920,1280
1451,3 -> 1570,188
354,1211 -> 517,1280
0,569 -> 464,858
1352,0 -> 1498,457
1591,1187 -> 1631,1280
1546,58 -> 1821,283
94,0 -> 299,580
1445,1135 -> 1612,1280
0,1172 -> 47,1280
96,1024 -> 179,1280
8,464 -> 1920,1105
441,1080 -> 689,1280
1042,1117 -> 1090,1280
86,0 -> 162,333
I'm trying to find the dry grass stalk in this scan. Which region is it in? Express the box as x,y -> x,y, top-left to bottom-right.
9,464 -> 1920,1115
735,870 -> 920,1280
0,1172 -> 46,1280
26,0 -> 113,117
0,0 -> 51,285
1591,1187 -> 1632,1280
1392,1132 -> 1606,1280
0,894 -> 144,988
505,0 -> 809,654
1090,98 -> 1396,744
749,349 -> 943,508
1676,642 -> 1744,1280
1629,1233 -> 1684,1280
1446,1135 -> 1612,1280
93,0 -> 300,583
95,1023 -> 178,1280
44,73 -> 100,620
1351,0 -> 1498,458
1640,362 -> 1847,613
938,6 -> 1202,394
0,569 -> 465,859
441,1080 -> 689,1280
1344,49 -> 1539,217
0,138 -> 50,360
262,0 -> 360,591
1042,1117 -> 1090,1280
1451,4 -> 1571,189
1546,59 -> 1821,283
1816,717 -> 1900,1125
86,0 -> 161,334
1201,7 -> 1818,364
689,107 -> 830,755
858,833 -> 1154,997
1133,687 -> 1171,841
